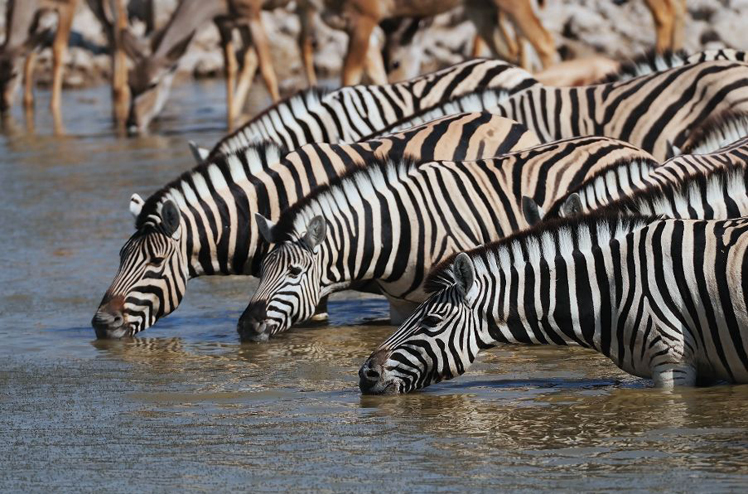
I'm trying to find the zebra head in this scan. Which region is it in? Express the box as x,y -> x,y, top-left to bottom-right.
237,213 -> 327,342
92,195 -> 188,339
359,253 -> 488,394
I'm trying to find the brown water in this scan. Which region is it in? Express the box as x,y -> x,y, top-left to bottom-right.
1,82 -> 748,492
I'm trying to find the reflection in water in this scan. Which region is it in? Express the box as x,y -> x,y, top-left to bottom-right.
1,82 -> 748,491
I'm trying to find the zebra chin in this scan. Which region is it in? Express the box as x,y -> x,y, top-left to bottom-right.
358,351 -> 408,395
91,311 -> 135,339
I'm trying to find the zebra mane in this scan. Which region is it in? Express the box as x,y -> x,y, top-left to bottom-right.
362,87 -> 511,140
544,156 -> 660,218
598,49 -> 689,84
681,110 -> 748,155
207,86 -> 329,158
271,154 -> 426,240
424,212 -> 655,293
606,164 -> 748,215
135,140 -> 288,229
685,48 -> 748,64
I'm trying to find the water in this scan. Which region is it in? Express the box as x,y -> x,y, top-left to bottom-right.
1,81 -> 748,492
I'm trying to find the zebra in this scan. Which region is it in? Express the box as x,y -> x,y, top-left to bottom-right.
358,213 -> 748,394
366,58 -> 748,162
242,136 -> 658,341
200,58 -> 538,161
531,128 -> 748,222
598,48 -> 747,83
545,165 -> 748,227
91,112 -> 539,338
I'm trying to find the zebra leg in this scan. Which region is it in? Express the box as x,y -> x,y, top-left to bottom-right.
389,299 -> 419,326
651,362 -> 697,388
310,295 -> 329,322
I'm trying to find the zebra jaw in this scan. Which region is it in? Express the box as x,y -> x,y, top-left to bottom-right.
358,350 -> 406,395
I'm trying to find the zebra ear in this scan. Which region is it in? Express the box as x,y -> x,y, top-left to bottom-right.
452,253 -> 477,305
188,140 -> 209,163
255,213 -> 277,244
522,196 -> 545,225
130,193 -> 145,220
160,200 -> 181,237
560,193 -> 584,218
665,140 -> 681,160
304,216 -> 327,253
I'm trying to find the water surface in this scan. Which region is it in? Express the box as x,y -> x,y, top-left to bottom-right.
1,82 -> 747,492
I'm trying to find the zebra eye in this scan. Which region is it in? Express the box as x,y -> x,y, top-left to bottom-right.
150,256 -> 165,266
422,315 -> 442,328
289,265 -> 303,277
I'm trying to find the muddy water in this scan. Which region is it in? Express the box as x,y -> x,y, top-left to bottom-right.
1,82 -> 748,492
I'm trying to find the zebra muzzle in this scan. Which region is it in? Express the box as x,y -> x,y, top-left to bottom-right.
91,308 -> 128,339
359,350 -> 398,395
237,301 -> 272,342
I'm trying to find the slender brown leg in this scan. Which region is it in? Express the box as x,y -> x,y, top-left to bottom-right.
23,51 -> 37,109
232,26 -> 259,121
342,14 -> 377,86
248,12 -> 280,102
50,0 -> 77,121
671,0 -> 686,51
219,23 -> 238,130
497,11 -> 520,62
363,28 -> 387,84
297,2 -> 316,86
471,34 -> 485,58
112,0 -> 130,133
644,0 -> 674,53
496,0 -> 556,68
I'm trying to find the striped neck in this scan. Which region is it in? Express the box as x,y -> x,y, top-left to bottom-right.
462,216 -> 657,365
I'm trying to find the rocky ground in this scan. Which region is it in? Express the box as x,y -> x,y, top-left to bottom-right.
0,0 -> 747,93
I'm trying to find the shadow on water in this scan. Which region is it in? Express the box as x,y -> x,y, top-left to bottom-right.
2,82 -> 748,492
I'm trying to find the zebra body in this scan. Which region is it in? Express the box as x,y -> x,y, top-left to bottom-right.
241,137 -> 658,341
359,214 -> 748,394
92,112 -> 538,338
600,48 -> 747,83
371,60 -> 748,162
539,134 -> 748,220
208,59 -> 537,159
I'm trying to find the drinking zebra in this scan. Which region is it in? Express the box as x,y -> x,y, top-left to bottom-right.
359,214 -> 748,394
533,129 -> 748,222
202,58 -> 538,160
242,136 -> 657,341
91,112 -> 538,338
599,48 -> 746,83
368,58 -> 748,161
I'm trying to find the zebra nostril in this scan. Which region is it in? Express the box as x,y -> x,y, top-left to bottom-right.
112,314 -> 124,327
365,367 -> 380,379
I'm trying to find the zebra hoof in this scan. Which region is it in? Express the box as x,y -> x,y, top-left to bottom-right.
309,312 -> 329,322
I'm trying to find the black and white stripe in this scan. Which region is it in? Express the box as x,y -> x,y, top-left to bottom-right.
359,214 -> 748,393
240,136 -> 658,341
369,58 -> 748,161
207,58 -> 538,159
599,48 -> 747,83
92,112 -> 538,338
539,132 -> 748,220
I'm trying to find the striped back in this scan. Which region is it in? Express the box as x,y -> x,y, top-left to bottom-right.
208,58 -> 538,158
542,116 -> 748,221
368,59 -> 748,161
598,48 -> 747,83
